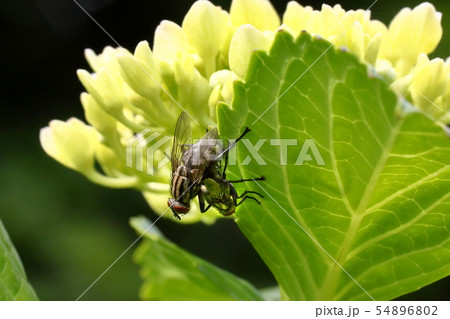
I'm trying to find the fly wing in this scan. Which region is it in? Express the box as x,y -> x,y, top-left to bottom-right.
184,126 -> 222,175
171,112 -> 191,174
199,127 -> 218,141
197,127 -> 221,161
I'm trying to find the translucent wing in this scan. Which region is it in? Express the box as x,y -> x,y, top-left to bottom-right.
183,127 -> 221,174
199,127 -> 219,141
171,112 -> 191,174
196,127 -> 221,162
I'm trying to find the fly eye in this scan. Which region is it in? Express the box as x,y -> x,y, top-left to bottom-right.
168,199 -> 190,214
173,204 -> 190,214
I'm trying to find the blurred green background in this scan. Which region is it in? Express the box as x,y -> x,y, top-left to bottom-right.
1,0 -> 449,300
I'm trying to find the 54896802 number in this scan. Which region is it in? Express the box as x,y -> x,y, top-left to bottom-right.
375,305 -> 438,316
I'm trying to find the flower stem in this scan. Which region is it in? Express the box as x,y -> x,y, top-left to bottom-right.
84,169 -> 139,188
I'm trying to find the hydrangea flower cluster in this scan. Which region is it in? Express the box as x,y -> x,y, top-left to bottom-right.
40,0 -> 449,223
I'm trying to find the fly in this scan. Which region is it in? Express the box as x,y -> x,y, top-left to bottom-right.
167,112 -> 221,219
200,177 -> 265,216
168,112 -> 265,219
199,139 -> 265,216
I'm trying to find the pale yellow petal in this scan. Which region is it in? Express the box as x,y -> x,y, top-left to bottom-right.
364,33 -> 382,65
84,46 -> 129,73
117,53 -> 161,101
307,4 -> 341,40
153,20 -> 189,60
282,1 -> 313,34
182,0 -> 231,77
411,58 -> 447,103
230,0 -> 280,31
40,118 -> 98,172
134,41 -> 160,74
77,68 -> 125,114
380,2 -> 442,67
80,92 -> 117,136
229,24 -> 273,79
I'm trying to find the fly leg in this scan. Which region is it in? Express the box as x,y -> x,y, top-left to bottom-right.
198,190 -> 213,213
227,176 -> 266,183
216,150 -> 265,184
236,196 -> 262,206
237,190 -> 264,199
168,198 -> 182,220
229,183 -> 263,207
173,212 -> 181,220
222,149 -> 229,179
236,190 -> 264,205
216,127 -> 251,162
223,127 -> 251,154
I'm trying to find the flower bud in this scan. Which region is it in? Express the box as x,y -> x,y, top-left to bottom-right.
84,46 -> 130,73
182,0 -> 231,76
379,2 -> 442,73
282,2 -> 313,35
209,70 -> 236,106
80,92 -> 117,136
230,0 -> 280,31
40,118 -> 98,173
410,56 -> 447,119
117,43 -> 162,101
77,68 -> 125,115
229,24 -> 273,79
153,20 -> 190,60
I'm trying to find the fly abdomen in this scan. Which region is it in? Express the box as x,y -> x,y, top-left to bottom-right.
172,165 -> 191,202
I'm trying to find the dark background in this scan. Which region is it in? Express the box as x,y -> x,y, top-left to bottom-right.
1,0 -> 449,300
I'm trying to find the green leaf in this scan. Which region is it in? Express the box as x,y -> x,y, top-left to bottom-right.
0,219 -> 38,300
130,216 -> 263,300
217,31 -> 450,301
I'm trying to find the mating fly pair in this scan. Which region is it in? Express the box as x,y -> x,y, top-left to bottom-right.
167,112 -> 265,220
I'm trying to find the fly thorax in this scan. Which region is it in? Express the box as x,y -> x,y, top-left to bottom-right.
189,168 -> 201,180
189,145 -> 204,166
205,163 -> 221,180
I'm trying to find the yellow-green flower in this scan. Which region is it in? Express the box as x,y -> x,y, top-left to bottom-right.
40,0 -> 450,224
378,2 -> 442,76
229,24 -> 274,78
40,118 -> 98,173
409,54 -> 450,121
